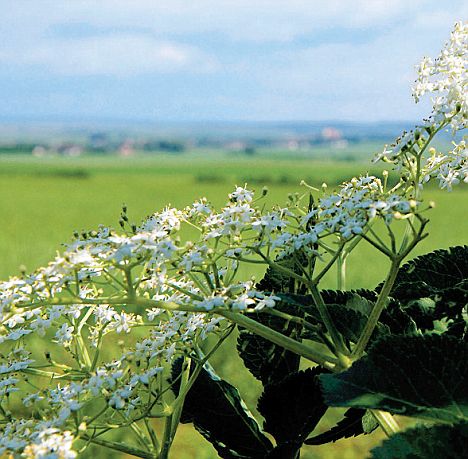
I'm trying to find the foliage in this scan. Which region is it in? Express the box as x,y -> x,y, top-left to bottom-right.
371,422 -> 468,459
0,21 -> 466,459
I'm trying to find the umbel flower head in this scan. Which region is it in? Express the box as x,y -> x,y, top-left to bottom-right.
375,21 -> 467,192
413,21 -> 467,132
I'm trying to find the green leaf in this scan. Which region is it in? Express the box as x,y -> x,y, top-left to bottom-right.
371,422 -> 468,459
305,408 -> 377,445
171,358 -> 273,458
258,368 -> 328,451
256,250 -> 309,295
391,245 -> 468,297
322,289 -> 417,336
299,291 -> 390,350
386,246 -> 468,337
237,295 -> 307,386
321,290 -> 374,316
237,250 -> 313,386
320,335 -> 468,423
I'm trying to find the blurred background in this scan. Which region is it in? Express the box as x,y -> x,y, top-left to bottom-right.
0,1 -> 467,457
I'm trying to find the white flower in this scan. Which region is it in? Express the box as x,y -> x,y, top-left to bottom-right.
111,312 -> 137,334
178,249 -> 206,272
23,429 -> 77,459
253,294 -> 280,311
194,296 -> 225,311
54,324 -> 74,347
413,21 -> 468,132
229,186 -> 254,203
230,294 -> 255,311
3,328 -> 32,341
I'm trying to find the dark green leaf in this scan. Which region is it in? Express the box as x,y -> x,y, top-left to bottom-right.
371,422 -> 468,459
171,358 -> 273,458
264,444 -> 300,459
323,289 -> 417,336
384,246 -> 468,337
305,408 -> 377,445
258,368 -> 328,449
256,251 -> 309,295
391,245 -> 468,297
237,249 -> 313,386
296,291 -> 389,350
320,335 -> 468,423
321,290 -> 374,316
237,295 -> 308,386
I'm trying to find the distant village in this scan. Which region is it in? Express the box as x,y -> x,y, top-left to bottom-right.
0,126 -> 350,157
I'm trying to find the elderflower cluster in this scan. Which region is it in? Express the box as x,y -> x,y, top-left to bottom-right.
375,22 -> 467,193
0,421 -> 76,459
420,138 -> 468,190
273,175 -> 417,258
0,186 -> 291,457
413,21 -> 468,131
0,187 -> 422,456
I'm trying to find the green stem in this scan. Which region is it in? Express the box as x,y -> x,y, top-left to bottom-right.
80,434 -> 157,459
124,267 -> 136,298
336,252 -> 346,291
169,357 -> 191,440
75,332 -> 92,370
371,410 -> 400,436
308,284 -> 349,359
313,244 -> 344,284
252,249 -> 308,284
265,309 -> 321,334
21,368 -> 86,381
159,413 -> 173,459
145,418 -> 160,452
220,310 -> 337,369
351,259 -> 400,359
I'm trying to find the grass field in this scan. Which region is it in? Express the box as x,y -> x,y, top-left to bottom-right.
0,152 -> 466,458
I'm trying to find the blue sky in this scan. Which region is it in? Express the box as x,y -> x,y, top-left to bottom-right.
0,1 -> 466,122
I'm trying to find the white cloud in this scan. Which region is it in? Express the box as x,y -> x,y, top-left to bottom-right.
0,0 -> 454,43
0,34 -> 216,76
0,0 -> 465,120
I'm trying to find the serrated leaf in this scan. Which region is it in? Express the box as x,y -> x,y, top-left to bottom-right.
384,246 -> 468,337
371,422 -> 468,459
391,246 -> 468,297
294,291 -> 388,350
320,335 -> 468,423
237,249 -> 312,387
321,290 -> 374,316
171,358 -> 273,458
256,251 -> 309,295
258,368 -> 328,450
305,408 -> 377,445
325,289 -> 417,336
237,295 -> 308,386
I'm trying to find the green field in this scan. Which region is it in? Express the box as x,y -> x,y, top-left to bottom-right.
0,153 -> 466,458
